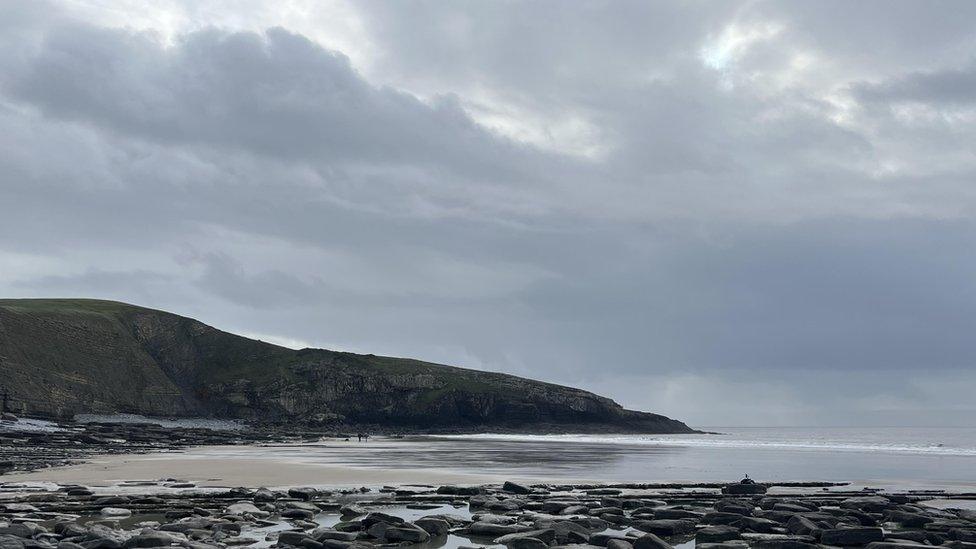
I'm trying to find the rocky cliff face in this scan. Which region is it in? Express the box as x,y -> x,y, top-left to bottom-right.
0,299 -> 696,433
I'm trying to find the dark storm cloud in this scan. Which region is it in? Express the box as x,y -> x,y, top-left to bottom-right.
1,0 -> 975,426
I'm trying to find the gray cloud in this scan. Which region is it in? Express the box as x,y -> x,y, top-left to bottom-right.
2,0 -> 976,426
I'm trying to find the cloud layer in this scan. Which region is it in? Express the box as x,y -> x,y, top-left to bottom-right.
2,0 -> 976,426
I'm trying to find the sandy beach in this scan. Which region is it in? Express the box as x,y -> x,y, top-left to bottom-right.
1,447 -> 510,489
6,428 -> 976,492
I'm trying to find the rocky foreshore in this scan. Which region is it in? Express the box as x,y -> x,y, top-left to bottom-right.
0,419 -> 334,474
2,478 -> 976,549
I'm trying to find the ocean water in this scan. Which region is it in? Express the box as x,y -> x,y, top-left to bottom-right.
196,426 -> 976,491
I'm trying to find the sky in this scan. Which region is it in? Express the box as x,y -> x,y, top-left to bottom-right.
2,1 -> 976,427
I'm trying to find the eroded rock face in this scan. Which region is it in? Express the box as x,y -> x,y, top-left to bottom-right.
0,299 -> 696,433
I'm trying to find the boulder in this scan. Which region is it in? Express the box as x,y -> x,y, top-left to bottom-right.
653,509 -> 702,520
887,511 -> 934,528
865,543 -> 933,549
606,540 -> 633,549
697,527 -> 742,544
723,484 -> 767,495
738,517 -> 780,533
503,539 -> 548,549
225,503 -> 267,518
414,518 -> 450,537
705,512 -> 747,525
631,534 -> 674,549
495,530 -> 557,546
820,527 -> 885,546
384,524 -> 431,543
750,541 -> 820,549
503,482 -> 533,494
698,543 -> 750,549
633,520 -> 696,536
123,532 -> 184,548
464,523 -> 533,537
840,497 -> 891,513
786,515 -> 820,536
277,532 -> 313,547
286,488 -> 317,501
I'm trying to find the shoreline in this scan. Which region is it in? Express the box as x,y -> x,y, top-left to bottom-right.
5,443 -> 976,495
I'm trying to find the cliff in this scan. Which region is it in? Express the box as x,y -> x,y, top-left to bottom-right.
0,299 -> 696,433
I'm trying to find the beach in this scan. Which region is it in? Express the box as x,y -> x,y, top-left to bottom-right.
4,424 -> 976,549
5,427 -> 976,492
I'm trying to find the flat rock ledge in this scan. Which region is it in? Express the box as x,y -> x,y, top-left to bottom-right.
2,479 -> 976,549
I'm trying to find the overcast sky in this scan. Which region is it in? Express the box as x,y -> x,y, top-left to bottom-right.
2,1 -> 975,427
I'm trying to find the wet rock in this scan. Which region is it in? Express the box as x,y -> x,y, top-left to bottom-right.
631,533 -> 674,549
699,543 -> 752,549
253,489 -> 276,502
361,512 -> 403,527
840,497 -> 891,513
225,503 -> 267,518
723,484 -> 767,495
589,533 -> 633,547
820,527 -> 885,546
0,525 -> 35,539
633,519 -> 696,536
865,543 -> 933,549
281,509 -> 315,520
495,530 -> 557,546
750,541 -> 820,549
364,522 -> 390,540
550,521 -> 591,544
463,523 -> 533,537
951,530 -> 976,543
436,486 -> 483,496
786,515 -> 820,536
414,518 -> 450,536
704,512 -> 746,525
286,488 -> 317,501
606,540 -> 633,549
697,526 -> 742,544
503,539 -> 548,549
887,511 -> 934,528
503,482 -> 532,495
653,509 -> 702,520
737,516 -> 780,533
123,531 -> 184,548
310,530 -> 357,543
714,501 -> 754,516
100,508 -> 131,518
277,532 -> 313,546
384,523 -> 430,543
338,505 -> 365,519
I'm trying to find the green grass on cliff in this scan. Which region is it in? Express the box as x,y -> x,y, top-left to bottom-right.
0,298 -> 157,318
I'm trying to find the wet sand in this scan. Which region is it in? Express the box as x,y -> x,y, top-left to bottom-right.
5,432 -> 976,492
1,447 -> 512,489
